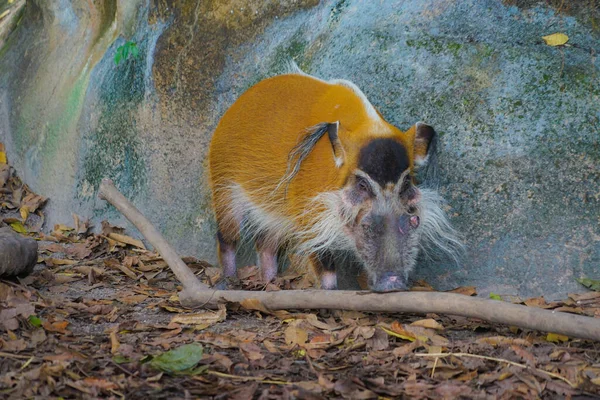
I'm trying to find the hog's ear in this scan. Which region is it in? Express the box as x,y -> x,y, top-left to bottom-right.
327,121 -> 345,168
413,122 -> 437,167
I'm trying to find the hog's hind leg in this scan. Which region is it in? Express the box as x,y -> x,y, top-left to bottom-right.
255,234 -> 279,283
217,231 -> 238,278
309,251 -> 337,289
213,187 -> 242,280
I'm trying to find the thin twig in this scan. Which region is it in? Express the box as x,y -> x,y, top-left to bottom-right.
108,389 -> 125,400
19,356 -> 34,370
206,370 -> 291,385
414,352 -> 576,388
0,351 -> 34,360
305,353 -> 318,376
431,357 -> 439,378
111,360 -> 135,376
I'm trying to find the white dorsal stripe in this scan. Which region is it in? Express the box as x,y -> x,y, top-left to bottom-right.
282,61 -> 382,122
328,79 -> 380,120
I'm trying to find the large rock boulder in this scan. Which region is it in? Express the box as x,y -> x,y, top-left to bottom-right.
0,0 -> 598,298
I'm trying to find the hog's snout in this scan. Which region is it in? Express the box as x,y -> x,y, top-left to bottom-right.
371,272 -> 408,293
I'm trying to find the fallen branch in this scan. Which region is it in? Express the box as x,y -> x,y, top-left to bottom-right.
176,289 -> 600,341
98,179 -> 208,292
98,179 -> 600,342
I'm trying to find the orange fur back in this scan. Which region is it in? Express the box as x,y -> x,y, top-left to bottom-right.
209,73 -> 416,236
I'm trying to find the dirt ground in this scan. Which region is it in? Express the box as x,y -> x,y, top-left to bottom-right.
1,162 -> 600,399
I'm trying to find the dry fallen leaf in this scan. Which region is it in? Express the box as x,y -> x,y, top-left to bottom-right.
410,279 -> 435,291
21,192 -> 47,214
42,320 -> 70,334
44,258 -> 77,266
366,327 -> 390,351
108,232 -> 146,249
448,286 -> 477,296
389,321 -> 428,342
239,342 -> 265,361
355,326 -> 376,340
263,340 -> 280,353
309,334 -> 332,344
19,205 -> 29,221
0,337 -> 27,352
381,325 -> 415,342
392,341 -> 419,357
196,332 -> 240,349
524,296 -> 552,308
284,324 -> 308,346
65,242 -> 93,259
109,330 -> 120,354
82,377 -> 118,390
118,294 -> 148,304
303,313 -> 340,330
542,32 -> 569,46
411,318 -> 444,330
72,213 -> 91,235
510,344 -> 536,367
168,306 -> 226,328
239,298 -> 273,315
476,336 -> 532,347
0,164 -> 10,187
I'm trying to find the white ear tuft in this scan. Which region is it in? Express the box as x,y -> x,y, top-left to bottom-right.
328,121 -> 345,168
414,121 -> 436,167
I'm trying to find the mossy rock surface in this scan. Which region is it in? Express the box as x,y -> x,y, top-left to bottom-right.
0,0 -> 598,298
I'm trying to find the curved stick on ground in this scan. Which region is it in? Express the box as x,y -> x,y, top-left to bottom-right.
98,178 -> 600,342
178,289 -> 600,341
99,178 -> 209,292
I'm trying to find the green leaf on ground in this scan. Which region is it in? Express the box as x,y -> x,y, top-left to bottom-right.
149,343 -> 203,374
113,355 -> 132,364
28,315 -> 42,327
489,293 -> 502,301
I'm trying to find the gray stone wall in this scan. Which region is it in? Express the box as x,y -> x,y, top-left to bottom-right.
1,0 -> 598,298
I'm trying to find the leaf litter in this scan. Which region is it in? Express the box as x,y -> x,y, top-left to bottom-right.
0,152 -> 600,399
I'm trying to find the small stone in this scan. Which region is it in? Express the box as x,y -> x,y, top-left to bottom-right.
0,226 -> 38,277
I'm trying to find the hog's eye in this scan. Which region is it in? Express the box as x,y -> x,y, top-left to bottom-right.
356,177 -> 372,195
407,206 -> 417,215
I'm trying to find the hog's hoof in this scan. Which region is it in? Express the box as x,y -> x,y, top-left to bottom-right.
320,271 -> 338,290
212,275 -> 240,290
